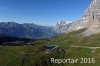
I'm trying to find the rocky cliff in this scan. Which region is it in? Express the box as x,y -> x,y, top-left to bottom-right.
55,0 -> 100,35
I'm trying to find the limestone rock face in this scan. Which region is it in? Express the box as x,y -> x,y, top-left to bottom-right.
82,0 -> 100,35
69,0 -> 100,32
55,0 -> 100,35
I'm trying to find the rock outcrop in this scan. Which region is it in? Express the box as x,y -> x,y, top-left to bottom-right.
54,21 -> 71,33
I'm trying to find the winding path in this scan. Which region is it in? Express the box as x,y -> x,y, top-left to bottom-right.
71,45 -> 100,49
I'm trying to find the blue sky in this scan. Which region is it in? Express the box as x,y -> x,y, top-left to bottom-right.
0,0 -> 92,26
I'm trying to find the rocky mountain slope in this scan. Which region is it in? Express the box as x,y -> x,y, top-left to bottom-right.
0,22 -> 58,39
55,0 -> 100,36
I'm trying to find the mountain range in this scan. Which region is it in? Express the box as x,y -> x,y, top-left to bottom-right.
0,22 -> 58,39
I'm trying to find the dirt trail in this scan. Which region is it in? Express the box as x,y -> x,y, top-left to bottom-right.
71,45 -> 100,49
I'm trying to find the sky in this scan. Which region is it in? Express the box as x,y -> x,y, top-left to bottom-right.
0,0 -> 92,26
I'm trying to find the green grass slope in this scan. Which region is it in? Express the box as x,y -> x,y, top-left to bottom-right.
48,29 -> 100,66
49,29 -> 100,47
0,29 -> 100,66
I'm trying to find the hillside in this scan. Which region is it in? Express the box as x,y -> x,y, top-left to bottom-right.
0,29 -> 100,66
49,29 -> 100,47
48,29 -> 100,66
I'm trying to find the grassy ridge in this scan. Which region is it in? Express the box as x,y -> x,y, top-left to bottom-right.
49,29 -> 100,47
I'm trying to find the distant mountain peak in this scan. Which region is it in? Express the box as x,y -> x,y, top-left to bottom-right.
54,20 -> 71,33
